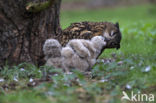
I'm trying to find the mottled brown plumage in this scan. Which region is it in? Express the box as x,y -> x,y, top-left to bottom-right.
56,21 -> 122,50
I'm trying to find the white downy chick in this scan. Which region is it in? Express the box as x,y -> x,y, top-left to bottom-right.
43,39 -> 62,68
61,46 -> 89,72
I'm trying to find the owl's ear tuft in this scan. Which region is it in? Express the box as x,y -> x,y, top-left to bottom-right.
115,22 -> 119,29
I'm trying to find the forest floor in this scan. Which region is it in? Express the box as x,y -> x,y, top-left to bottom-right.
0,4 -> 156,103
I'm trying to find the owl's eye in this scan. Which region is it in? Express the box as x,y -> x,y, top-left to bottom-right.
110,31 -> 117,37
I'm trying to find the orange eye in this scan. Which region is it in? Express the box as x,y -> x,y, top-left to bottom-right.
110,32 -> 117,37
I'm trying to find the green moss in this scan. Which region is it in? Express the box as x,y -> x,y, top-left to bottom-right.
26,0 -> 55,13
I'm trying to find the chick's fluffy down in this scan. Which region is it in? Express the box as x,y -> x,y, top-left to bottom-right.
43,39 -> 62,68
43,39 -> 62,59
43,36 -> 106,72
61,46 -> 89,72
67,40 -> 91,58
61,36 -> 106,72
91,36 -> 106,58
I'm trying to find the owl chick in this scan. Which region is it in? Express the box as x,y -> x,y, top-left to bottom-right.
61,47 -> 89,72
62,36 -> 106,72
43,39 -> 62,68
91,36 -> 106,58
66,39 -> 91,58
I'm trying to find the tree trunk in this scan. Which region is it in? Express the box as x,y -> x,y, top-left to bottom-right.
0,0 -> 62,66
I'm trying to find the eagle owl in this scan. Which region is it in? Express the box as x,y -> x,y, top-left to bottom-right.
56,21 -> 122,50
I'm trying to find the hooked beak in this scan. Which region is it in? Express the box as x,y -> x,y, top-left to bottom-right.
116,44 -> 120,50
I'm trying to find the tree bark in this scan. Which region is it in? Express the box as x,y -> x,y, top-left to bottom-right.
0,0 -> 62,66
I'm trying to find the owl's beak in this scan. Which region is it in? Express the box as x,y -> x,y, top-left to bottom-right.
116,44 -> 120,50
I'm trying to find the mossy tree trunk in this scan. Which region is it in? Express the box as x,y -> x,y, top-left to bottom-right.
0,0 -> 62,66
